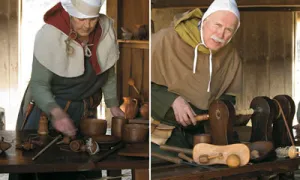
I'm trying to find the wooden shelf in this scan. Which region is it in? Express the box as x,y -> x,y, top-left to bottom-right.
118,40 -> 149,49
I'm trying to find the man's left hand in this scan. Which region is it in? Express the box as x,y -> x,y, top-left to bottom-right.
110,106 -> 125,117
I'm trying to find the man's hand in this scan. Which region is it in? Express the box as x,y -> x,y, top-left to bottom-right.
110,106 -> 125,117
171,96 -> 197,127
50,107 -> 76,137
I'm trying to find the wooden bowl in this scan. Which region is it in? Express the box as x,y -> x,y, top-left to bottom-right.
122,124 -> 148,143
80,118 -> 107,137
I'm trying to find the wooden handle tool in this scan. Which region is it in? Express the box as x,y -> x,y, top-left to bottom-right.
195,108 -> 254,122
160,145 -> 193,155
178,153 -> 194,163
128,78 -> 141,95
32,134 -> 62,161
195,114 -> 209,122
198,153 -> 223,164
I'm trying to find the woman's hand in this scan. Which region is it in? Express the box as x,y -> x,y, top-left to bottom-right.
171,96 -> 197,127
50,107 -> 76,137
110,106 -> 125,117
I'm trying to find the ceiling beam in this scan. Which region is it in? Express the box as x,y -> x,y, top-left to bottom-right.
152,0 -> 300,9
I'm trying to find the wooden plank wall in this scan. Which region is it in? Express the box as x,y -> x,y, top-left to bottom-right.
0,0 -> 19,129
117,44 -> 149,103
108,0 -> 149,105
118,0 -> 149,39
232,12 -> 294,109
152,9 -> 294,110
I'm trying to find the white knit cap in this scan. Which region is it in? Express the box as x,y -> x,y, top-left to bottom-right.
61,0 -> 105,18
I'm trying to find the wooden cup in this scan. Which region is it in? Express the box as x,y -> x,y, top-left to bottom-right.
193,134 -> 212,146
111,116 -> 128,139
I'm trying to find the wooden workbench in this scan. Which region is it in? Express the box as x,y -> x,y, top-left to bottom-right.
0,131 -> 149,180
152,157 -> 300,179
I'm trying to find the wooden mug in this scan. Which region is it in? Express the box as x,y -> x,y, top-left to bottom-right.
111,116 -> 128,139
193,134 -> 212,146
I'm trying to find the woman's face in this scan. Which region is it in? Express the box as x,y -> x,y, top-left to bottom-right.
70,16 -> 99,37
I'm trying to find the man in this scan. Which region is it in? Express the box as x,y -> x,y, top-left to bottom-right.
151,0 -> 242,151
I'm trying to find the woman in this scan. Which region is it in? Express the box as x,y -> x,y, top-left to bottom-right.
12,0 -> 124,179
17,0 -> 124,135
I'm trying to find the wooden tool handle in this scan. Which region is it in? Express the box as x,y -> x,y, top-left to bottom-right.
160,145 -> 193,155
236,109 -> 254,115
21,101 -> 35,130
133,86 -> 140,95
152,152 -> 182,164
178,153 -> 193,163
195,114 -> 209,121
32,134 -> 62,161
194,109 -> 254,122
198,153 -> 223,164
93,142 -> 124,162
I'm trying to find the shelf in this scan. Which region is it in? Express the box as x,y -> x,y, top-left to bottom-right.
118,40 -> 149,49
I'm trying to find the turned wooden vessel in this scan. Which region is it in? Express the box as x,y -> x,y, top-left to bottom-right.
122,124 -> 148,143
140,102 -> 149,120
38,113 -> 48,135
111,116 -> 128,139
80,118 -> 107,137
69,140 -> 84,152
120,97 -> 138,119
193,134 -> 212,146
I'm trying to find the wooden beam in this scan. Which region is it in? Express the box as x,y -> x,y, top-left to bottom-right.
152,0 -> 300,9
106,0 -> 119,37
118,40 -> 149,50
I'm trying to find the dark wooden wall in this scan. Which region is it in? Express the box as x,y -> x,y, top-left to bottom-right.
152,9 -> 294,110
152,0 -> 300,9
119,0 -> 149,38
0,0 -> 19,129
108,0 -> 149,38
117,42 -> 149,102
233,12 -> 294,109
108,0 -> 149,105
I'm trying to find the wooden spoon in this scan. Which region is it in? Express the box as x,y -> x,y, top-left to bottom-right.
198,153 -> 223,164
128,78 -> 141,95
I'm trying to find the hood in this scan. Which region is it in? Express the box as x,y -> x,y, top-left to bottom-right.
43,2 -> 103,74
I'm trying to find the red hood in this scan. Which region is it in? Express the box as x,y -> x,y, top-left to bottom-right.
43,2 -> 102,74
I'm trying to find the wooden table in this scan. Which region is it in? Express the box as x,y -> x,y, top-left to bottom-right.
152,157 -> 300,180
0,131 -> 149,180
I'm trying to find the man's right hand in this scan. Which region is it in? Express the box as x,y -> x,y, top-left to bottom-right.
50,107 -> 76,137
171,96 -> 197,127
